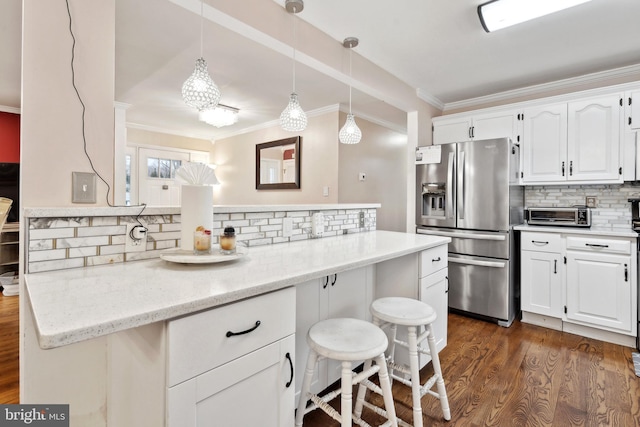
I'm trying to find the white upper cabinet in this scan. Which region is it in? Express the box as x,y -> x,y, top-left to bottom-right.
627,90 -> 640,130
522,103 -> 568,183
522,94 -> 623,184
432,116 -> 473,144
433,110 -> 519,145
567,95 -> 621,182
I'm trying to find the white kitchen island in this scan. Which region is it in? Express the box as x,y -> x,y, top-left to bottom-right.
24,230 -> 450,426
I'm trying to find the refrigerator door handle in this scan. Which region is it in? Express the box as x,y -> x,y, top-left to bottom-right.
458,151 -> 465,220
447,152 -> 455,219
416,228 -> 507,241
449,257 -> 506,269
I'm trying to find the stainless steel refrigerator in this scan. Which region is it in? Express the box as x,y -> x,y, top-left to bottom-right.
416,138 -> 524,326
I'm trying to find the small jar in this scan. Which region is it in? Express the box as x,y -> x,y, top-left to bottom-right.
193,229 -> 212,255
220,226 -> 236,254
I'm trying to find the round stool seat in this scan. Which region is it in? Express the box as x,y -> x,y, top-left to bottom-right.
307,318 -> 388,361
371,297 -> 437,326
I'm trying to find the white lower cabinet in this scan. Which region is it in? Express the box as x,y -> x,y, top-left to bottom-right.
166,287 -> 296,427
520,231 -> 637,341
167,335 -> 294,427
566,247 -> 633,333
294,266 -> 373,401
521,232 -> 563,318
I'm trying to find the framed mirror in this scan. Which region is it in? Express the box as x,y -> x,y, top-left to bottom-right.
256,136 -> 301,190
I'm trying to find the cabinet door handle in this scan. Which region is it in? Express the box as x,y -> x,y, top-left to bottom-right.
445,276 -> 449,293
562,161 -> 565,176
331,273 -> 337,286
569,160 -> 573,176
585,243 -> 609,248
226,320 -> 261,337
532,240 -> 549,245
285,352 -> 294,388
625,264 -> 628,282
432,257 -> 441,262
323,276 -> 329,289
554,259 -> 557,274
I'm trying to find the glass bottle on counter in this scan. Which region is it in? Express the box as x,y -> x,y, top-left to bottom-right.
220,226 -> 236,254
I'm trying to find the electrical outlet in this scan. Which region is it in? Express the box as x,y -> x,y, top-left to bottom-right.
358,211 -> 365,228
125,223 -> 147,252
586,196 -> 597,208
311,212 -> 324,237
72,172 -> 96,203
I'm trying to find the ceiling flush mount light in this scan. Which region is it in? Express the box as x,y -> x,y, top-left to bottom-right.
478,0 -> 593,32
199,104 -> 239,128
280,0 -> 307,132
182,0 -> 221,110
339,37 -> 362,145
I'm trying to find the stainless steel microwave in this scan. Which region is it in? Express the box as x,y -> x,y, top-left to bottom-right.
525,207 -> 591,227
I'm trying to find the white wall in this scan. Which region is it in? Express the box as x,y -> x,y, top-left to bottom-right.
21,0 -> 115,208
338,112 -> 408,232
211,111 -> 340,204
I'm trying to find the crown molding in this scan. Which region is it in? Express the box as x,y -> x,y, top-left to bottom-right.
338,105 -> 407,134
416,88 -> 444,111
443,63 -> 640,112
0,105 -> 21,114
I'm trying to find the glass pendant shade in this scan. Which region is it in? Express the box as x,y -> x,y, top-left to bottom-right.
339,113 -> 362,144
280,93 -> 307,132
182,58 -> 221,111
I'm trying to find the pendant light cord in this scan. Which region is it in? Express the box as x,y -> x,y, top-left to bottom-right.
291,7 -> 297,93
199,0 -> 204,58
348,47 -> 353,114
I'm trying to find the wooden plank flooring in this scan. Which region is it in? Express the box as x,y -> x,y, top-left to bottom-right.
0,293 -> 19,404
300,313 -> 640,427
1,296 -> 639,425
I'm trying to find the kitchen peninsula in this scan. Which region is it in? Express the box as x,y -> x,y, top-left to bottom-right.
22,204 -> 450,426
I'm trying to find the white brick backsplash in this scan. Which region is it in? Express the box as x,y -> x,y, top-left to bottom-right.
525,183 -> 639,230
26,207 -> 377,273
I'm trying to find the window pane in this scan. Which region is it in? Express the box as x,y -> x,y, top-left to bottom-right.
159,159 -> 171,179
172,160 -> 182,178
147,158 -> 159,178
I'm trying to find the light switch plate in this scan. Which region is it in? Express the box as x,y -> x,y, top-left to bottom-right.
72,172 -> 97,203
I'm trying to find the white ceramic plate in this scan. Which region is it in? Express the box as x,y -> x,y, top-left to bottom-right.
160,246 -> 246,264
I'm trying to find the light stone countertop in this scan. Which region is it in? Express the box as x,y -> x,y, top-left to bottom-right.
25,230 -> 450,349
514,224 -> 638,238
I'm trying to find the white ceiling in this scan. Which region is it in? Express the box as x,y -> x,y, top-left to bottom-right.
2,0 -> 640,141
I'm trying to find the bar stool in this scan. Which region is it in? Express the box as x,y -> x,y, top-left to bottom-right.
295,317 -> 398,427
357,297 -> 451,427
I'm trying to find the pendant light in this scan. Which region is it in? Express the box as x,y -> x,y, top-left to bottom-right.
339,37 -> 362,145
280,0 -> 307,132
182,0 -> 221,111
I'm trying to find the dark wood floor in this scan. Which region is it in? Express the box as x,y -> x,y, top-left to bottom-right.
0,292 -> 19,404
2,296 -> 639,425
301,312 -> 640,427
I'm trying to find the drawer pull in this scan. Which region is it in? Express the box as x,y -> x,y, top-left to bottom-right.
323,276 -> 329,289
432,257 -> 441,262
531,240 -> 549,245
585,243 -> 609,248
285,352 -> 294,388
330,273 -> 337,286
226,320 -> 261,338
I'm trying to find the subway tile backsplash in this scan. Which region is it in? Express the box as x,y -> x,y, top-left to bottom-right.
26,207 -> 377,274
525,182 -> 640,230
